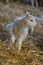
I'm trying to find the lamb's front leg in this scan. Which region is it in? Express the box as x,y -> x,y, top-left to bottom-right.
8,33 -> 16,47
17,27 -> 28,52
11,34 -> 16,43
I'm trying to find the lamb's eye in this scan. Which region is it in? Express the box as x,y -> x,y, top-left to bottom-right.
31,20 -> 33,22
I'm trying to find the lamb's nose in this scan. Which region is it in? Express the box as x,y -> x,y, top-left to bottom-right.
36,23 -> 41,27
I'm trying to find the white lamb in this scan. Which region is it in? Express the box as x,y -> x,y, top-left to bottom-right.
4,12 -> 37,52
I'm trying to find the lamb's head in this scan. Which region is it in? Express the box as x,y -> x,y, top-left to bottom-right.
26,12 -> 37,28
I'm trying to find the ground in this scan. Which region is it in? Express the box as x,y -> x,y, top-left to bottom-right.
0,2 -> 43,65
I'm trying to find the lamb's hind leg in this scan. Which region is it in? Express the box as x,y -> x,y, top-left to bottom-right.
17,27 -> 28,52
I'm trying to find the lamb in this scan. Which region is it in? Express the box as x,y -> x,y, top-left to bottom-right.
4,12 -> 37,52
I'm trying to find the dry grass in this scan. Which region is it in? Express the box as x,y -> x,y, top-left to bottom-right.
0,2 -> 43,65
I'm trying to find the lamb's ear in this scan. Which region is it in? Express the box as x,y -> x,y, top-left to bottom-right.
26,12 -> 30,17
